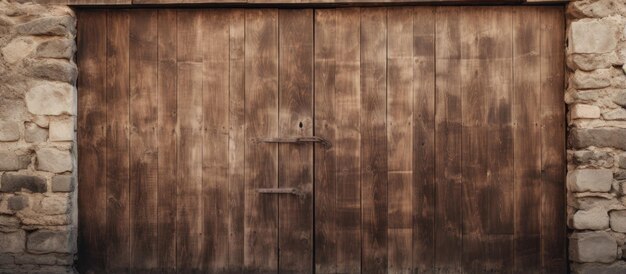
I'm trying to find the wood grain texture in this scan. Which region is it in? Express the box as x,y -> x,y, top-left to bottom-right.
314,9 -> 338,274
278,9 -> 314,273
77,10 -> 108,274
69,0 -> 525,6
512,6 -> 542,272
412,7 -> 436,273
539,6 -> 566,273
434,7 -> 463,273
129,9 -> 159,270
244,9 -> 279,273
203,10 -> 230,272
156,9 -> 178,273
386,7 -> 412,274
105,10 -> 130,273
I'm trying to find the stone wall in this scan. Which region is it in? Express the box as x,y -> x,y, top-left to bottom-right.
567,0 -> 626,273
0,1 -> 77,273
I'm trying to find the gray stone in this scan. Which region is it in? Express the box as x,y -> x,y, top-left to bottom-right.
0,254 -> 13,265
570,231 -> 617,263
25,82 -> 75,116
616,170 -> 626,181
571,261 -> 626,274
603,108 -> 626,120
30,59 -> 77,83
0,121 -> 19,142
31,116 -> 48,128
0,151 -> 30,171
35,195 -> 68,215
51,175 -> 73,193
610,210 -> 626,232
1,37 -> 36,64
572,69 -> 612,89
571,104 -> 601,119
619,153 -> 626,169
14,253 -> 56,265
0,230 -> 25,253
567,169 -> 614,192
572,207 -> 610,230
23,122 -> 47,143
16,210 -> 70,226
27,230 -> 74,254
0,174 -> 46,193
614,91 -> 626,107
0,215 -> 19,229
570,19 -> 619,54
35,39 -> 74,60
7,195 -> 28,211
36,148 -> 72,173
48,117 -> 73,141
15,16 -> 74,36
568,52 -> 619,71
570,128 -> 626,150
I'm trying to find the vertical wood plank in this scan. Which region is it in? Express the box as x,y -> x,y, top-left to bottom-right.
129,9 -> 159,271
105,10 -> 130,273
176,10 -> 204,272
203,9 -> 230,272
77,10 -> 108,274
157,9 -> 178,273
434,7 -> 463,273
244,9 -> 279,272
512,6 -> 542,272
228,9 -> 246,272
334,8 -> 361,273
412,7 -> 436,273
386,7 -> 412,274
278,9 -> 314,273
540,7 -> 566,273
360,7 -> 388,273
314,9 -> 338,274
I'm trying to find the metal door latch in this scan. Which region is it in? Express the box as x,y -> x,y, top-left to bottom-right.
252,136 -> 332,149
256,187 -> 304,196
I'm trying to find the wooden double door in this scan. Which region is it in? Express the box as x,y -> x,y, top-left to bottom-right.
77,6 -> 566,273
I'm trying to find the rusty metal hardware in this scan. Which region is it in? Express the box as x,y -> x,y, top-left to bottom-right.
256,187 -> 303,196
252,136 -> 332,149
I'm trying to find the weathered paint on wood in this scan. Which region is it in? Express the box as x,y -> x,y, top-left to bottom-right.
77,7 -> 566,273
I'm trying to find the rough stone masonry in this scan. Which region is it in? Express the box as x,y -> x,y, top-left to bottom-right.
567,0 -> 626,273
0,1 -> 77,273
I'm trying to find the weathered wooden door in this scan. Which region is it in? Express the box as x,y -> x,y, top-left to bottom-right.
77,6 -> 566,273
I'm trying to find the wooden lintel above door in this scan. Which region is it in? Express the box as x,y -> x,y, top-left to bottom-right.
67,0 -> 568,7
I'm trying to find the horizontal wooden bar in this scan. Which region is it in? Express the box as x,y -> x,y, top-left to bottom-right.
68,0 -> 567,7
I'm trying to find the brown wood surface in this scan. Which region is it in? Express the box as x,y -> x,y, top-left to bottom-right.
77,10 -> 107,274
278,9 -> 314,273
244,9 -> 279,273
69,0 -> 537,6
105,10 -> 131,273
78,6 -> 566,273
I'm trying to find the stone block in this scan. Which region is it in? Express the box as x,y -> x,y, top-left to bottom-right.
1,37 -> 36,64
16,210 -> 70,226
51,175 -> 73,192
0,151 -> 30,171
0,230 -> 25,253
572,69 -> 612,89
0,174 -> 46,193
30,59 -> 77,83
27,230 -> 74,254
614,91 -> 626,107
15,16 -> 74,36
570,128 -> 626,150
49,117 -> 74,141
603,108 -> 626,120
14,254 -> 56,265
567,169 -> 614,192
610,210 -> 626,232
571,261 -> 626,274
619,153 -> 626,169
7,195 -> 28,211
35,38 -> 74,60
570,231 -> 617,263
25,82 -> 74,116
570,19 -> 619,54
0,215 -> 19,229
36,148 -> 72,173
0,254 -> 13,265
24,122 -> 47,143
571,104 -> 601,119
0,121 -> 19,142
572,207 -> 609,230
31,116 -> 49,128
35,195 -> 68,215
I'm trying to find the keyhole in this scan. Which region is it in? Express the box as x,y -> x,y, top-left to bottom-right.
299,122 -> 303,129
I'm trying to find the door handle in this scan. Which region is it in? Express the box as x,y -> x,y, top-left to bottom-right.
252,136 -> 332,149
256,187 -> 304,196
